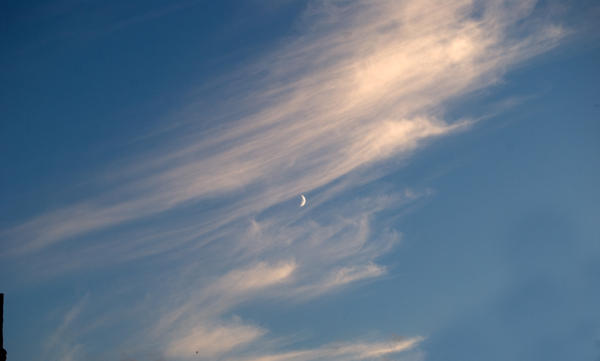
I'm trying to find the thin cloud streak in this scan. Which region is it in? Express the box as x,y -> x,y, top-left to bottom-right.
228,337 -> 423,361
43,295 -> 89,361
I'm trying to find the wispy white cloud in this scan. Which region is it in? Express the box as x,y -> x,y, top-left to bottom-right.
228,337 -> 423,361
2,0 -> 566,360
166,322 -> 266,360
321,263 -> 387,288
43,295 -> 88,361
154,261 -> 297,337
214,261 -> 297,294
2,0 -> 563,255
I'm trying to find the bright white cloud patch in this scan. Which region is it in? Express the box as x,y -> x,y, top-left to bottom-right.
4,0 -> 565,360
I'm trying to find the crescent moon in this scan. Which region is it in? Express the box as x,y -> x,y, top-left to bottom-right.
299,194 -> 307,207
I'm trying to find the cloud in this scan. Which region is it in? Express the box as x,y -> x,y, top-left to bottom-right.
166,323 -> 266,359
154,261 -> 297,337
229,337 -> 423,361
283,262 -> 388,300
43,295 -> 88,361
1,0 -> 566,360
322,263 -> 387,288
214,261 -> 297,294
2,0 -> 564,255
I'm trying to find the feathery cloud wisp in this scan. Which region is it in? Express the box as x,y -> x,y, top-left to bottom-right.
229,337 -> 423,361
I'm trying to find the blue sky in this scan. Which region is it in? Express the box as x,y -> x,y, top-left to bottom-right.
1,1 -> 599,360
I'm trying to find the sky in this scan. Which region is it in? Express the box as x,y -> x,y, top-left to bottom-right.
0,0 -> 599,360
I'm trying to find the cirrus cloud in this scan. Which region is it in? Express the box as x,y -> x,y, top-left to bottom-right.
2,1 -> 565,360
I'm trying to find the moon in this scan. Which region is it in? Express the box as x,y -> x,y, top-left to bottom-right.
299,194 -> 307,207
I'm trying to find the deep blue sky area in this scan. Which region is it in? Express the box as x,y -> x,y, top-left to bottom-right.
1,1 -> 599,361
